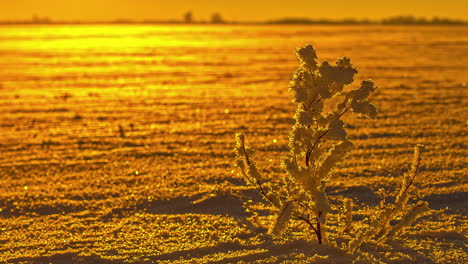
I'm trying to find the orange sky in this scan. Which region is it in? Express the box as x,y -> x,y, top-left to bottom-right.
1,0 -> 467,21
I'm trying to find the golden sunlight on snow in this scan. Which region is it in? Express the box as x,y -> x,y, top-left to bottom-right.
0,25 -> 466,263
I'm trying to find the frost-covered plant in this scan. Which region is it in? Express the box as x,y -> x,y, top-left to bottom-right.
234,44 -> 430,252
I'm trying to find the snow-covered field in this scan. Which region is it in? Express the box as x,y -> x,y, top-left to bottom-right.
0,25 -> 466,263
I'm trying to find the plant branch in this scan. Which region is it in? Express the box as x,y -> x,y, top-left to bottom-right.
306,130 -> 329,166
296,215 -> 319,235
238,142 -> 276,206
338,105 -> 351,118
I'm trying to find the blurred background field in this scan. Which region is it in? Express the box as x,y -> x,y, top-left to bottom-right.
0,25 -> 466,263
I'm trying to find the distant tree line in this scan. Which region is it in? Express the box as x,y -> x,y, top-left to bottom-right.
0,14 -> 466,25
381,15 -> 466,25
267,15 -> 467,25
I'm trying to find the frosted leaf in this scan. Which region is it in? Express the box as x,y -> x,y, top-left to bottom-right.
318,61 -> 337,84
308,143 -> 328,167
247,164 -> 261,180
309,128 -> 328,147
310,100 -> 324,118
314,191 -> 331,216
268,201 -> 294,235
302,69 -> 315,89
336,67 -> 357,85
326,118 -> 347,140
329,82 -> 345,97
289,69 -> 309,103
316,80 -> 332,99
335,57 -> 357,85
290,125 -> 312,153
317,62 -> 333,98
235,159 -> 244,169
335,96 -> 352,114
244,146 -> 255,156
351,101 -> 378,119
292,87 -> 308,103
318,61 -> 334,79
317,58 -> 357,98
295,109 -> 314,126
303,172 -> 320,193
290,68 -> 316,103
354,80 -> 377,101
336,56 -> 353,68
282,156 -> 300,177
296,44 -> 318,69
318,140 -> 354,180
235,132 -> 245,147
316,115 -> 329,129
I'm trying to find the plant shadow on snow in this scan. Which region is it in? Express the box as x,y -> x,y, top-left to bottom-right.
99,188 -> 255,222
147,233 -> 441,264
328,185 -> 381,207
148,238 -> 351,263
359,240 -> 437,264
0,201 -> 86,218
424,191 -> 468,213
137,192 -> 247,216
8,252 -> 125,264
